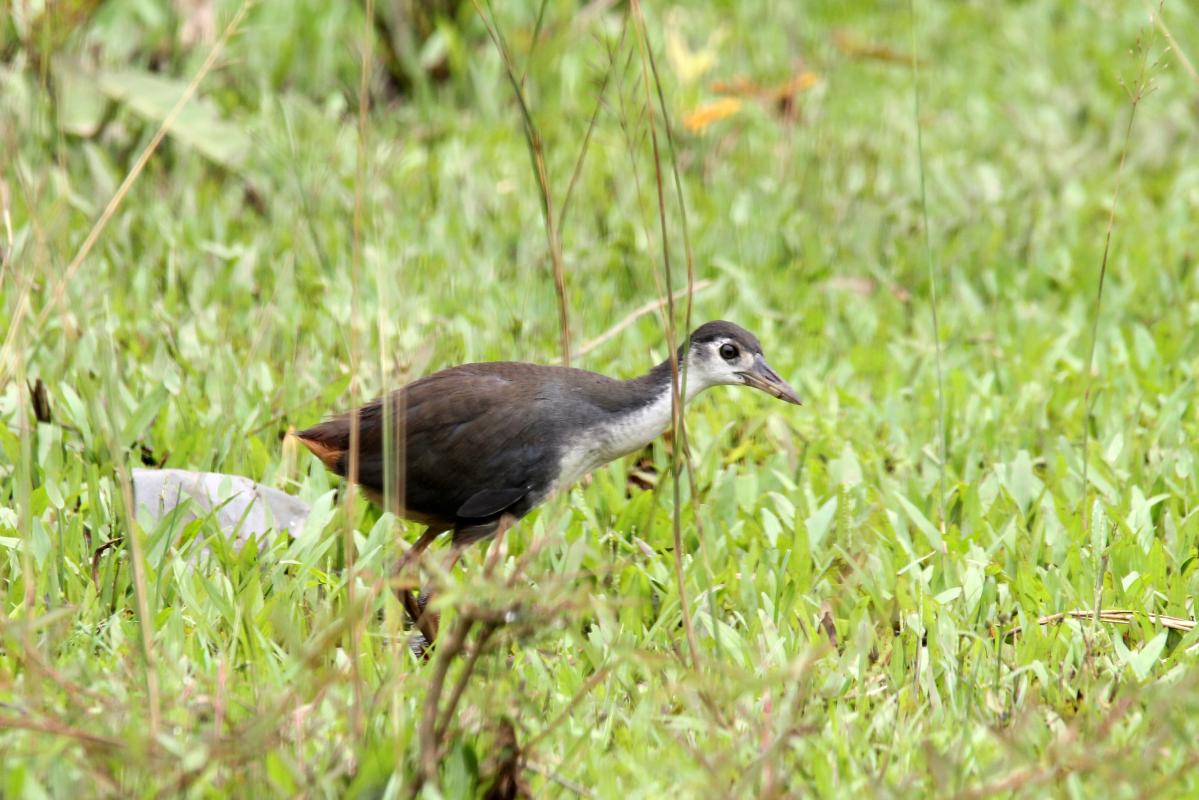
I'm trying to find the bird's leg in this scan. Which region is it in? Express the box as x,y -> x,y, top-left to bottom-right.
392,524 -> 448,584
410,539 -> 473,647
446,539 -> 471,573
393,524 -> 448,652
410,514 -> 516,652
483,512 -> 517,577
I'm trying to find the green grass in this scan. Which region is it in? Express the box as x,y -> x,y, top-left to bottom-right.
4,0 -> 1199,796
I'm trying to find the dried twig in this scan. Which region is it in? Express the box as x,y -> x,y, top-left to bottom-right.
953,697 -> 1136,799
569,280 -> 714,362
104,399 -> 162,737
414,518 -> 515,792
557,9 -> 628,234
338,0 -> 377,744
0,178 -> 12,295
1002,608 -> 1196,639
0,713 -> 123,750
908,0 -> 948,530
1080,18 -> 1157,537
1146,0 -> 1197,83
416,613 -> 475,792
525,665 -> 612,749
628,0 -> 702,671
472,0 -> 572,365
0,0 -> 256,386
435,622 -> 499,741
524,761 -> 595,798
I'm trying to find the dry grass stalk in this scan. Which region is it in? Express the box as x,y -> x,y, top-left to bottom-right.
471,0 -> 572,365
570,279 -> 714,361
1003,608 -> 1196,638
628,0 -> 703,672
0,0 -> 256,386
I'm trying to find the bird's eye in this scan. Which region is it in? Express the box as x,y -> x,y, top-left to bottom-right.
719,343 -> 738,361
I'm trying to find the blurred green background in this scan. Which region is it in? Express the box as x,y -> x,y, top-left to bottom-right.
3,0 -> 1199,796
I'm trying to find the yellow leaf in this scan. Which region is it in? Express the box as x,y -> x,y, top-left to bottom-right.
683,97 -> 742,132
775,71 -> 820,98
664,9 -> 726,84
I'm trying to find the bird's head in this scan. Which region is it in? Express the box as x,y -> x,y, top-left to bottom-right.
680,320 -> 801,405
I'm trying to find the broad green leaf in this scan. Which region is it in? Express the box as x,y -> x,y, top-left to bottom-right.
1125,487 -> 1169,553
962,562 -> 984,616
95,68 -> 250,170
1000,450 -> 1042,514
58,384 -> 93,441
1103,431 -> 1124,466
1128,631 -> 1168,681
760,506 -> 782,548
53,58 -> 110,137
977,471 -> 999,514
934,587 -> 961,604
895,493 -> 944,552
830,442 -> 862,487
121,386 -> 169,447
805,496 -> 837,552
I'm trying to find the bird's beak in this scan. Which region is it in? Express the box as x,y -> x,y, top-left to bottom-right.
739,354 -> 802,405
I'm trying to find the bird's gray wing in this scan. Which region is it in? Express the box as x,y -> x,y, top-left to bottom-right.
359,364 -> 557,523
455,486 -> 531,519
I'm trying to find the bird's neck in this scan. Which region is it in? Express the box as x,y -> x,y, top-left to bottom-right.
633,353 -> 712,404
599,354 -> 712,456
553,353 -> 714,490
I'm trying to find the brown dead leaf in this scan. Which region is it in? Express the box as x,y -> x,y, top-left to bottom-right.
823,276 -> 877,297
627,453 -> 658,493
711,71 -> 820,101
819,601 -> 838,649
175,0 -> 216,48
824,275 -> 911,303
28,378 -> 51,424
1003,609 -> 1197,639
483,718 -> 528,800
833,30 -> 922,65
774,71 -> 820,98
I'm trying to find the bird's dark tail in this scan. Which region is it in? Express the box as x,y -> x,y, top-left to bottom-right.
294,418 -> 350,474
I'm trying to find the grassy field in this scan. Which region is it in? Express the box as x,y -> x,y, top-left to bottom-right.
3,0 -> 1199,796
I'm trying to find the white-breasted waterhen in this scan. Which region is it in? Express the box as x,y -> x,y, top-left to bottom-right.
296,320 -> 800,643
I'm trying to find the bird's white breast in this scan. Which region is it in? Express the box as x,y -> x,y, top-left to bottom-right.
552,386 -> 676,493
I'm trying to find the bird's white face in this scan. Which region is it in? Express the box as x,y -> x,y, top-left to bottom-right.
684,334 -> 802,405
687,336 -> 758,390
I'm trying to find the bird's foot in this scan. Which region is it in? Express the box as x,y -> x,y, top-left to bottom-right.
403,586 -> 440,659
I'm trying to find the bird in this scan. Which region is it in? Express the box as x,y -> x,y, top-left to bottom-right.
295,320 -> 800,641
